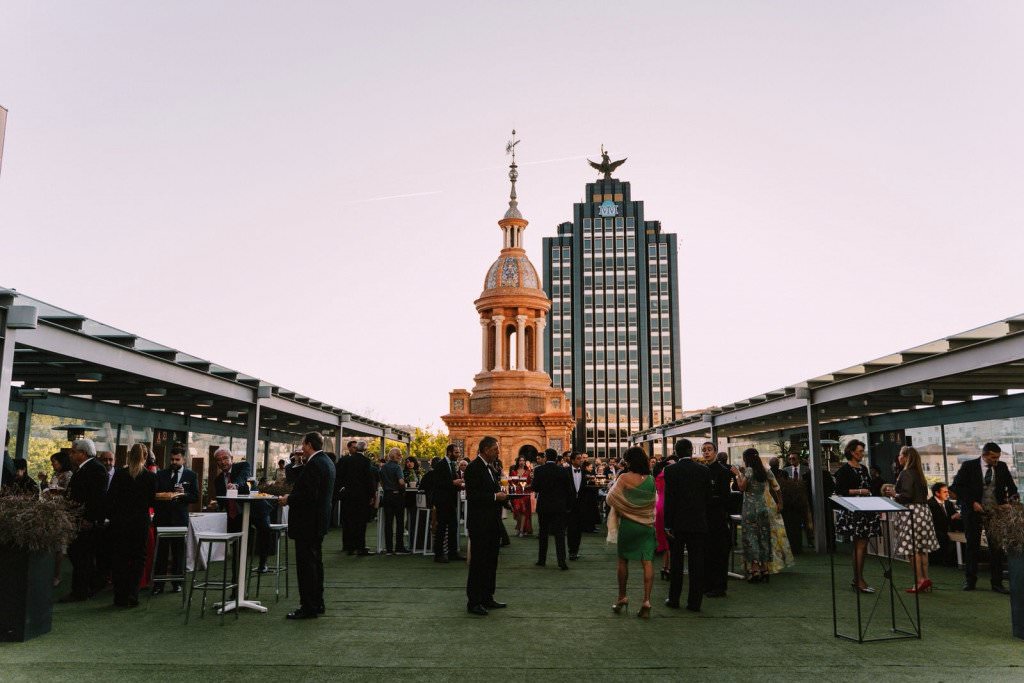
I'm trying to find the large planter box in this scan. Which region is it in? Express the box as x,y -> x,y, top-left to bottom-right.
1010,551 -> 1024,641
0,547 -> 54,642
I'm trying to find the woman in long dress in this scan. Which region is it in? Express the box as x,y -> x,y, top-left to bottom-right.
737,448 -> 778,582
765,480 -> 795,575
652,458 -> 673,580
888,446 -> 939,593
606,446 -> 657,619
107,443 -> 156,607
509,456 -> 533,536
833,439 -> 881,593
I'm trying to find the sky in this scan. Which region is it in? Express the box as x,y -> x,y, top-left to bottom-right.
2,1 -> 1023,428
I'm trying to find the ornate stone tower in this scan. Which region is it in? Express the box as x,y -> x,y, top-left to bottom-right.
443,132 -> 575,466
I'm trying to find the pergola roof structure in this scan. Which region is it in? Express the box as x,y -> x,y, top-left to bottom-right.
632,314 -> 1024,442
0,287 -> 410,451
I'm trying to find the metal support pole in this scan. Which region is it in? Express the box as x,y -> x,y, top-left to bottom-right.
245,401 -> 261,476
14,399 -> 32,460
661,430 -> 668,459
263,439 -> 271,478
806,398 -> 828,554
940,423 -> 948,483
708,418 -> 718,452
0,322 -> 18,489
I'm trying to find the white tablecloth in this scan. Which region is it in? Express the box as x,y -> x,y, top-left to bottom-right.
185,513 -> 227,571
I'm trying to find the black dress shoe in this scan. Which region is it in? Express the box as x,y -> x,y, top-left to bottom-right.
286,609 -> 318,620
558,563 -> 569,571
962,581 -> 977,591
705,591 -> 726,598
569,554 -> 579,561
449,555 -> 466,561
992,584 -> 1011,595
171,585 -> 183,594
434,556 -> 450,564
355,549 -> 370,556
257,564 -> 270,574
534,561 -> 546,567
127,597 -> 140,608
685,605 -> 701,613
150,586 -> 164,596
663,599 -> 680,609
467,604 -> 489,616
318,604 -> 326,614
484,600 -> 507,609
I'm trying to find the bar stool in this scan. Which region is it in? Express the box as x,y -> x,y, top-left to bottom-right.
185,531 -> 242,625
411,492 -> 433,556
247,523 -> 290,602
148,525 -> 188,608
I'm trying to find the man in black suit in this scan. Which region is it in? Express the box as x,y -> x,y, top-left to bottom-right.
566,451 -> 588,561
151,445 -> 199,594
951,442 -> 1019,593
61,439 -> 109,602
209,448 -> 251,533
280,431 -> 336,620
336,441 -> 375,555
433,444 -> 465,563
663,439 -> 712,612
701,441 -> 732,598
927,482 -> 962,567
465,436 -> 508,616
532,448 -> 572,570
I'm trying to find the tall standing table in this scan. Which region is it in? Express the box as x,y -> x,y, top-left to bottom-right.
215,494 -> 271,615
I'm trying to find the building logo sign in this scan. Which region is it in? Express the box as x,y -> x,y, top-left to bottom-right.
597,199 -> 619,217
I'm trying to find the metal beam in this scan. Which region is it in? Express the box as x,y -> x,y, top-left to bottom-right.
813,333 -> 1024,405
261,395 -> 339,426
18,323 -> 255,403
663,420 -> 712,438
714,395 -> 808,427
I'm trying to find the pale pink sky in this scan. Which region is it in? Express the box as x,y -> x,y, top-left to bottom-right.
2,2 -> 1023,427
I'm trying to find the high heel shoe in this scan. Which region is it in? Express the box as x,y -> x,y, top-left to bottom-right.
852,583 -> 876,594
636,602 -> 651,619
660,569 -> 670,581
907,579 -> 932,594
611,597 -> 629,614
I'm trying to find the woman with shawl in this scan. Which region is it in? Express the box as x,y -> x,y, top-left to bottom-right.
606,446 -> 657,619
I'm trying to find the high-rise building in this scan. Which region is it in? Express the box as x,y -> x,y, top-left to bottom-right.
542,154 -> 681,460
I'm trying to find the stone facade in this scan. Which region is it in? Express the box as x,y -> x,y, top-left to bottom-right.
442,150 -> 575,467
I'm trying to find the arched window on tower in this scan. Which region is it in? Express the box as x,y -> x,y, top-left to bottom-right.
505,324 -> 517,370
524,325 -> 535,371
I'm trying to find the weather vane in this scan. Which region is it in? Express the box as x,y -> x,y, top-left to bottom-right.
505,129 -> 520,205
588,144 -> 627,180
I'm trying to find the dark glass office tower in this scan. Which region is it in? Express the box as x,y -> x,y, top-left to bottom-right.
542,176 -> 681,460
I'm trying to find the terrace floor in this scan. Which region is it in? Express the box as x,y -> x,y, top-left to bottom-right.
1,518 -> 1021,682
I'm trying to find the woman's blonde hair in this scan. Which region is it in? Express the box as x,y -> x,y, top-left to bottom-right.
127,443 -> 147,479
899,446 -> 925,482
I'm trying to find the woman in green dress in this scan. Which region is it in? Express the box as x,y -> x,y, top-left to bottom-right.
606,447 -> 657,619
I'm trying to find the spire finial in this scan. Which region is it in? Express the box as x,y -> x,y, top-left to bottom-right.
504,129 -> 521,218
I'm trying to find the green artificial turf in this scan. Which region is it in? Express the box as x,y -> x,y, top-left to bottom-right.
0,519 -> 1020,682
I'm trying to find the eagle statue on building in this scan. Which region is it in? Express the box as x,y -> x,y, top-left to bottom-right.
588,145 -> 627,180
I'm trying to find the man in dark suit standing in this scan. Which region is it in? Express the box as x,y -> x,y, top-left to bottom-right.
663,439 -> 712,612
927,482 -> 962,567
432,444 -> 465,563
280,431 -> 336,620
61,439 -> 109,602
566,451 -> 588,561
336,441 -> 375,556
701,441 -> 732,598
532,448 -> 572,570
151,445 -> 198,594
465,436 -> 508,616
951,442 -> 1019,593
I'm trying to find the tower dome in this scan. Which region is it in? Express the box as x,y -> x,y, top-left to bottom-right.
483,254 -> 541,290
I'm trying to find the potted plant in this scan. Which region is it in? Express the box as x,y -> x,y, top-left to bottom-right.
0,491 -> 80,642
986,502 -> 1024,640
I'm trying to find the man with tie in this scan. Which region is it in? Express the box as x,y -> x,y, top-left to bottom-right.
701,441 -> 732,598
532,448 -> 572,570
279,431 -> 336,620
951,442 -> 1019,592
61,438 -> 109,602
433,444 -> 465,563
335,441 -> 375,556
927,482 -> 962,567
94,450 -> 118,590
465,436 -> 508,616
208,448 -> 251,532
566,452 -> 588,561
152,445 -> 199,594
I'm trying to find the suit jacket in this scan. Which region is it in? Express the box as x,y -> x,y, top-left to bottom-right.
288,451 -> 337,541
927,497 -> 961,542
336,453 -> 375,509
567,466 -> 589,510
431,457 -> 461,512
707,460 -> 733,517
153,467 -> 199,526
532,461 -> 572,515
106,468 -> 156,532
68,458 -> 109,524
779,464 -> 811,482
212,461 -> 251,500
951,457 -> 1019,512
464,456 -> 501,538
663,457 -> 712,534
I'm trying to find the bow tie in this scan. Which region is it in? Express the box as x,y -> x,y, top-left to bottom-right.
573,469 -> 581,474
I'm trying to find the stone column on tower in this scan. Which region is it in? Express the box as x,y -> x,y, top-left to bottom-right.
480,319 -> 489,373
516,315 -> 527,371
535,318 -> 546,372
492,315 -> 505,371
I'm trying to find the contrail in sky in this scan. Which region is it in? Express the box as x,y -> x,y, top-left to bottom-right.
343,190 -> 443,205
